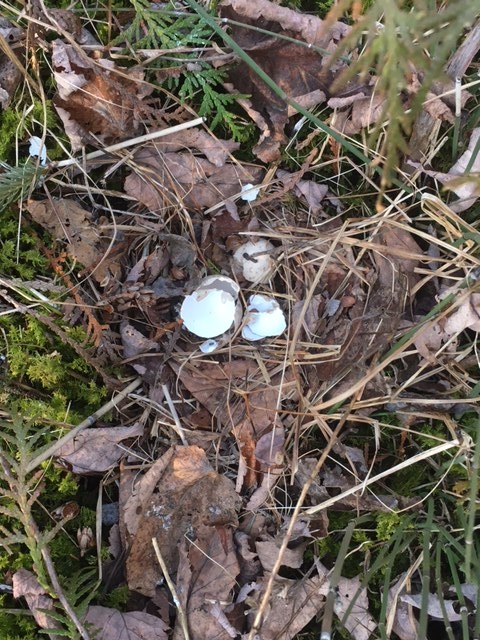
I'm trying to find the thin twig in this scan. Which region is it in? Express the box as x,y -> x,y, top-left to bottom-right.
247,415 -> 347,639
161,384 -> 188,445
54,119 -> 205,169
152,537 -> 190,640
306,438 -> 463,516
26,378 -> 142,473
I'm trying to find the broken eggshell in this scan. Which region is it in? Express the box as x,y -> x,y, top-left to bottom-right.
240,182 -> 260,202
242,294 -> 287,341
233,239 -> 274,283
180,275 -> 240,339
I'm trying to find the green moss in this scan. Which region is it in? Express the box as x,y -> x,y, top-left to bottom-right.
101,584 -> 130,610
0,100 -> 60,162
375,511 -> 403,542
4,316 -> 108,418
0,597 -> 39,640
0,218 -> 48,280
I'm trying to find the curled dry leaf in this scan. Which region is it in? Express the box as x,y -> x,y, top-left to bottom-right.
0,20 -> 24,108
173,360 -> 295,507
401,593 -> 466,622
124,445 -> 241,597
55,422 -> 144,474
172,359 -> 296,437
319,568 -> 377,640
244,425 -> 285,511
411,128 -> 480,212
124,134 -> 263,212
248,574 -> 328,640
85,605 -> 168,640
296,458 -> 401,513
12,569 -> 62,636
256,535 -> 306,572
317,223 -> 420,385
414,292 -> 480,361
277,169 -> 333,214
220,0 -> 353,161
173,529 -> 240,640
52,40 -> 148,150
26,198 -> 121,284
385,573 -> 418,640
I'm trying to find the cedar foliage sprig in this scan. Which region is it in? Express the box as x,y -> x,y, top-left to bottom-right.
114,0 -> 250,140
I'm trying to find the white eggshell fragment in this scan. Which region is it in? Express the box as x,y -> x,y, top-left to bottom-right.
197,275 -> 240,298
181,288 -> 236,338
242,294 -> 286,341
29,136 -> 47,165
233,239 -> 274,283
200,339 -> 219,353
240,183 -> 260,202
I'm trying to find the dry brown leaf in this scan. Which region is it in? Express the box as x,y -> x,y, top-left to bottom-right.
124,140 -> 263,212
244,425 -> 286,510
322,465 -> 400,511
219,0 -> 360,161
85,605 -> 168,640
12,569 -> 61,637
172,359 -> 296,437
249,574 -> 327,640
0,20 -> 24,108
410,128 -> 480,212
120,447 -> 176,546
121,323 -> 160,360
373,225 -> 421,290
174,360 -> 295,507
26,198 -> 121,283
414,292 -> 480,360
138,128 -> 239,166
321,569 -> 377,640
313,223 -> 421,386
277,169 -> 330,214
256,535 -> 306,572
173,528 -> 240,640
125,445 -> 241,597
235,530 -> 262,584
444,293 -> 480,333
386,573 -> 418,640
297,458 -> 399,513
55,422 -> 144,474
401,593 -> 466,622
52,40 -> 148,150
330,93 -> 386,135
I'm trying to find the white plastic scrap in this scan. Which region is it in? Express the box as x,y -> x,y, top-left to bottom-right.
180,276 -> 240,339
233,239 -> 274,283
242,294 -> 286,341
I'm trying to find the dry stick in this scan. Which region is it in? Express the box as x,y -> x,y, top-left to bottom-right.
54,119 -> 205,169
161,384 -> 188,445
152,537 -> 190,640
26,377 -> 142,473
247,415 -> 347,640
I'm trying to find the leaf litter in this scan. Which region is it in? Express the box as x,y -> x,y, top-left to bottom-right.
7,0 -> 480,638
